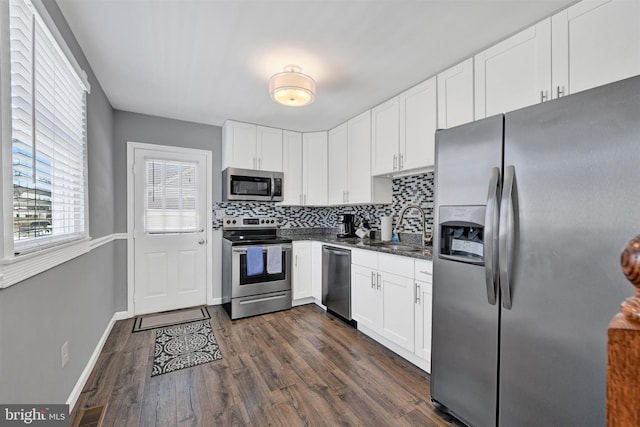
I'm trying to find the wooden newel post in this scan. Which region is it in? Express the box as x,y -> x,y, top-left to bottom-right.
608,235 -> 640,426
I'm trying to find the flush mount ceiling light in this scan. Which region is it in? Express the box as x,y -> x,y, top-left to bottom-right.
269,65 -> 316,107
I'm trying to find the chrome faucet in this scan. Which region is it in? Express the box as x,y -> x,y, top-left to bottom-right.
397,204 -> 432,246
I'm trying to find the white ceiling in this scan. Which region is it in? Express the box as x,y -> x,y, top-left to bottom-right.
56,0 -> 577,132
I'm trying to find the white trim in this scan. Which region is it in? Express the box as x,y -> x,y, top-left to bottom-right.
210,297 -> 222,306
127,141 -> 213,317
0,238 -> 90,288
66,310 -> 128,412
88,233 -> 128,250
0,2 -> 13,262
0,234 -> 125,288
358,324 -> 431,374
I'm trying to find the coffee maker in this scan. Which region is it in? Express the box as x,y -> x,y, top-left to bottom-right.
337,213 -> 356,238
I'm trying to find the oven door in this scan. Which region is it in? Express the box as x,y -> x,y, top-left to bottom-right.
231,244 -> 292,298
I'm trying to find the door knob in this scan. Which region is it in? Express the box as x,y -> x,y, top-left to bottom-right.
198,239 -> 205,245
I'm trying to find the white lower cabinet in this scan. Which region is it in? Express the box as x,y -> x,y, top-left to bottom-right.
414,260 -> 433,371
311,242 -> 324,303
351,249 -> 432,371
292,241 -> 312,303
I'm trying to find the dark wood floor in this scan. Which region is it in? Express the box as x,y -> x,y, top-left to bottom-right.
72,304 -> 456,426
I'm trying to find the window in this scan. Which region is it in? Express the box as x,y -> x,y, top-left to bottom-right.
145,159 -> 199,233
8,0 -> 88,254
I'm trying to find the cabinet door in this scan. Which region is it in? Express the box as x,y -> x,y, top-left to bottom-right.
380,272 -> 415,352
552,0 -> 640,98
292,242 -> 312,300
414,278 -> 433,372
302,132 -> 328,206
474,19 -> 551,118
311,242 -> 324,302
328,123 -> 349,205
347,110 -> 372,204
351,264 -> 381,331
437,58 -> 475,129
282,130 -> 303,205
257,126 -> 283,172
400,77 -> 437,170
222,120 -> 256,170
371,97 -> 400,176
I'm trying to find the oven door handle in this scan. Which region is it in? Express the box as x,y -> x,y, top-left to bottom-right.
232,244 -> 292,254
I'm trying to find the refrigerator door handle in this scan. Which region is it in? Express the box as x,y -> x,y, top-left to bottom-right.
499,165 -> 516,309
484,167 -> 501,305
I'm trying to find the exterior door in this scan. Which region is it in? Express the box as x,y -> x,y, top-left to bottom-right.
132,145 -> 210,315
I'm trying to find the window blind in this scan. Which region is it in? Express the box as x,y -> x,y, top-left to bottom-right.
9,0 -> 88,254
145,159 -> 199,234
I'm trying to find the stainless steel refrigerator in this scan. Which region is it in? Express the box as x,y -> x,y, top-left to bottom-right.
431,75 -> 640,427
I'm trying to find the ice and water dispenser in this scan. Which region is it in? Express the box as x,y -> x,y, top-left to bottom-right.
439,206 -> 485,265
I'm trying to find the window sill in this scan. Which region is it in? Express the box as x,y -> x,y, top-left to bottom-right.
0,237 -> 91,289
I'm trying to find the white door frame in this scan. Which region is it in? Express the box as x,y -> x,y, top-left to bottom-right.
126,141 -> 213,317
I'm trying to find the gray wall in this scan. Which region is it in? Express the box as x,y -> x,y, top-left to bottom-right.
0,1 -> 116,404
112,111 -> 222,310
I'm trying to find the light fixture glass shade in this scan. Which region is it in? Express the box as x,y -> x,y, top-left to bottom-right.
269,65 -> 316,107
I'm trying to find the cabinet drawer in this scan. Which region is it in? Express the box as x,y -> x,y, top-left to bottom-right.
351,248 -> 378,269
414,260 -> 433,283
377,253 -> 414,277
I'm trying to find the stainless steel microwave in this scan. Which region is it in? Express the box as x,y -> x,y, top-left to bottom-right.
222,167 -> 284,202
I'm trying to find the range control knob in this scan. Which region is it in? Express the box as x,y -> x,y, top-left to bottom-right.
226,219 -> 230,224
232,219 -> 236,224
271,220 -> 275,224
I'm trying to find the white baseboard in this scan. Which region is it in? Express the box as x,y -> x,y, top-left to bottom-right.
209,297 -> 222,306
358,324 -> 430,373
66,310 -> 128,411
292,296 -> 315,307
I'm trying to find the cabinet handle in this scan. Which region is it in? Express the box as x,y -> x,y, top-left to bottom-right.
540,90 -> 547,103
371,271 -> 375,288
415,282 -> 421,304
399,153 -> 403,170
393,154 -> 397,171
376,273 -> 381,290
556,86 -> 564,98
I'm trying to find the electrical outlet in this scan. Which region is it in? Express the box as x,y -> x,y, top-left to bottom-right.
61,341 -> 69,368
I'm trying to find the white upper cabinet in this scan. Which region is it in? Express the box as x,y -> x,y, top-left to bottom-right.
256,126 -> 283,171
372,78 -> 437,176
474,19 -> 552,118
281,130 -> 303,205
552,0 -> 640,99
347,110 -> 375,204
371,97 -> 400,176
328,122 -> 349,205
222,120 -> 283,171
400,77 -> 437,171
437,58 -> 475,129
222,120 -> 256,170
302,131 -> 328,206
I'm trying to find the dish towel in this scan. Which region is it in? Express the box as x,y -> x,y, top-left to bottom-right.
266,245 -> 282,274
246,246 -> 264,276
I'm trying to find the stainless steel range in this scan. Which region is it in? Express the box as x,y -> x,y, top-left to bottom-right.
222,217 -> 292,320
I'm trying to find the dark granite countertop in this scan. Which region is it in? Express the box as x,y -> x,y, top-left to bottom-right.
285,234 -> 433,261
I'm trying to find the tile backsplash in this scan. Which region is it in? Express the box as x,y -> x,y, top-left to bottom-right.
214,171 -> 434,235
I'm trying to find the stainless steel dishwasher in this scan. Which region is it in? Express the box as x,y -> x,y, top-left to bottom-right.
322,245 -> 353,324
